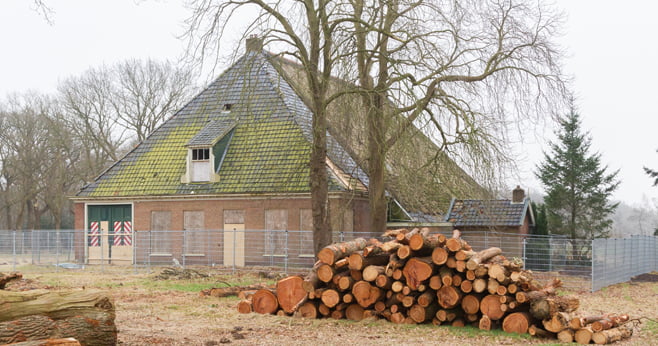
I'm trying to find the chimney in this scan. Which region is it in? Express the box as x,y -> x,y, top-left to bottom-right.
246,35 -> 263,52
512,185 -> 525,203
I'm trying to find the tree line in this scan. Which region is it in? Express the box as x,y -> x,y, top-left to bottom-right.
0,59 -> 196,230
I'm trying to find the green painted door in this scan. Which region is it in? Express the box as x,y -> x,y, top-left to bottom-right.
87,205 -> 132,264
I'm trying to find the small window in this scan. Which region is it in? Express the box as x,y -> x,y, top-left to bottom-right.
192,148 -> 210,161
223,103 -> 232,111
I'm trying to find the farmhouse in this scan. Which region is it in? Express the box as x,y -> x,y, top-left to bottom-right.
71,38 -> 485,266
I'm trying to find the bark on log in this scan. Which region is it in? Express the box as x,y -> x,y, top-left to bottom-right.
528,324 -> 554,338
3,338 -> 81,346
276,276 -> 307,314
592,326 -> 632,345
348,252 -> 390,271
318,238 -> 368,265
0,304 -> 117,345
409,233 -> 445,252
591,314 -> 629,332
502,312 -> 531,334
252,289 -> 279,314
0,272 -> 22,289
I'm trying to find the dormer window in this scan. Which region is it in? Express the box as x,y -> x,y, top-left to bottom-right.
223,104 -> 232,112
182,119 -> 237,184
192,148 -> 210,161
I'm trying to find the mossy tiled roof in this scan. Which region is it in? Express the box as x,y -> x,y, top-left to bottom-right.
444,198 -> 532,227
77,51 -> 363,198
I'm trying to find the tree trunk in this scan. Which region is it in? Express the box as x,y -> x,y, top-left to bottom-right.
0,290 -> 116,346
311,104 -> 331,257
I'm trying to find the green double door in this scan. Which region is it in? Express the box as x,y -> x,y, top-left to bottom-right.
87,205 -> 132,264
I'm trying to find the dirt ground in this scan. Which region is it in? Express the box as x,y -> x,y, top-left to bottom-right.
3,268 -> 658,346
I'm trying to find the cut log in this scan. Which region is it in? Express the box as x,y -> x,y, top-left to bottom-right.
383,228 -> 409,238
439,266 -> 453,286
479,314 -> 492,331
557,329 -> 575,343
437,285 -> 463,309
348,252 -> 390,271
318,303 -> 331,316
542,311 -> 570,333
488,263 -> 510,283
528,324 -> 554,338
461,294 -> 481,315
345,304 -> 365,321
571,315 -> 608,330
318,238 -> 368,265
351,281 -> 381,308
466,247 -> 502,271
502,312 -> 531,334
0,272 -> 22,289
402,257 -> 434,290
409,304 -> 439,323
237,300 -> 252,313
592,326 -> 633,345
0,289 -> 116,346
390,312 -> 406,324
591,314 -> 629,332
276,276 -> 307,314
530,296 -> 580,320
374,274 -> 392,290
252,289 -> 279,314
362,265 -> 386,282
330,309 -> 344,320
417,291 -> 435,307
409,233 -> 445,252
472,278 -> 487,294
337,275 -> 355,292
436,308 -> 461,322
397,245 -> 413,260
295,301 -> 318,319
320,289 -> 341,308
317,263 -> 336,283
575,327 -> 593,345
431,247 -> 449,266
480,294 -> 505,321
429,275 -> 442,290
446,229 -> 471,252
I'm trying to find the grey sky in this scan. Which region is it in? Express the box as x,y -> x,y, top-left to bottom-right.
1,0 -> 657,207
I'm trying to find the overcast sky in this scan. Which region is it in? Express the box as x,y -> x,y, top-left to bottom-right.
1,0 -> 657,207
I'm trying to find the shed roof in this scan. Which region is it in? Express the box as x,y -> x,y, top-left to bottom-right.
444,198 -> 533,227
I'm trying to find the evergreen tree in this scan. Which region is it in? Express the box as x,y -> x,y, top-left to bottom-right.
644,149 -> 658,186
535,109 -> 620,247
531,201 -> 549,236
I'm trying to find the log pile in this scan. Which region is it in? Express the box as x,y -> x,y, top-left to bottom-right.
236,229 -> 634,344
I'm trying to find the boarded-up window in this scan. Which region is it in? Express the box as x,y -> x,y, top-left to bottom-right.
265,209 -> 287,256
224,209 -> 245,224
151,211 -> 171,254
299,209 -> 314,257
184,211 -> 205,255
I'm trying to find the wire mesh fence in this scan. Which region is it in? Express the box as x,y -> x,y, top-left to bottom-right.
0,229 -> 655,291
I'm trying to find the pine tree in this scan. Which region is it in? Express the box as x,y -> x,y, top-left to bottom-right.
535,109 -> 620,248
531,201 -> 548,236
644,149 -> 658,186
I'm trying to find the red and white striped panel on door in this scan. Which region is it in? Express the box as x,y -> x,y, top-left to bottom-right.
113,221 -> 123,246
123,221 -> 132,246
89,221 -> 100,247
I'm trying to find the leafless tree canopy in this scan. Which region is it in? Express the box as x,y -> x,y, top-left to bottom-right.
183,0 -> 568,235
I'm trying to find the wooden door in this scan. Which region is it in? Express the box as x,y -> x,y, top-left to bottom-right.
223,210 -> 245,267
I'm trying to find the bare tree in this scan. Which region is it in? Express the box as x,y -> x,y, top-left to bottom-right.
58,59 -> 196,182
185,0 -> 340,254
184,0 -> 568,237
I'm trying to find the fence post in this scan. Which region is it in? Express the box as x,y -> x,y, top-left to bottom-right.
182,229 -> 187,269
55,230 -> 60,273
521,237 -> 526,270
284,230 -> 289,275
12,230 -> 16,272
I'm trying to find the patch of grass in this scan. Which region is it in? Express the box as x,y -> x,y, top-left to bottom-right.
644,319 -> 658,335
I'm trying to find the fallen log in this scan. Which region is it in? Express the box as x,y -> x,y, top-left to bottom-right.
200,283 -> 271,297
591,314 -> 630,332
592,326 -> 633,345
0,290 -> 116,346
318,238 -> 368,265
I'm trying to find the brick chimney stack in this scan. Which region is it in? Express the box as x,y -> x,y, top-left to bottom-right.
512,185 -> 525,203
246,35 -> 263,52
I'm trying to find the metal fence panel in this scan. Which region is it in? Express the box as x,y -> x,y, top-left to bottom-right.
2,229 -> 656,291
